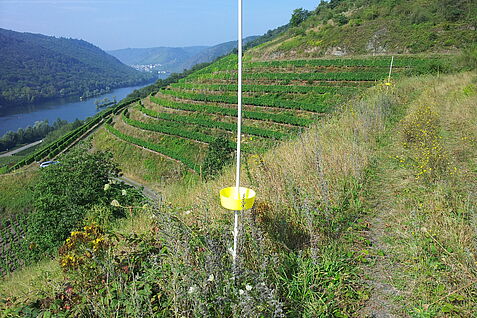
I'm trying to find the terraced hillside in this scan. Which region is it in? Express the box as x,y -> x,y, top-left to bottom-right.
93,54 -> 435,183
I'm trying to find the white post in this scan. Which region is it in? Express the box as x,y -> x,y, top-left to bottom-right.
388,56 -> 394,83
233,0 -> 243,274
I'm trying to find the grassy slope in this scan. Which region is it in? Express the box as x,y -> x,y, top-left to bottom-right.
0,171 -> 37,218
1,10 -> 475,313
360,73 -> 477,315
248,0 -> 477,59
2,68 -> 476,316
0,74 -> 388,314
91,128 -> 196,189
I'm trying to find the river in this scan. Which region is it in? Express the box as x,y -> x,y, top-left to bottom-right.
0,80 -> 161,136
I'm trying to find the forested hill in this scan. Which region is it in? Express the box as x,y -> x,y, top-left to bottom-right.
178,36 -> 260,71
107,46 -> 208,67
108,36 -> 259,73
249,0 -> 477,59
0,28 -> 154,110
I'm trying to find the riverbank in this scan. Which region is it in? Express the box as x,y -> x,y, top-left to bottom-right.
0,80 -> 161,137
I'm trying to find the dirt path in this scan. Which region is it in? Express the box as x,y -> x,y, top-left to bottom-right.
359,155 -> 407,317
0,140 -> 42,157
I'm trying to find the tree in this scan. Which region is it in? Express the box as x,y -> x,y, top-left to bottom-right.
290,8 -> 311,27
27,148 -> 121,255
202,135 -> 234,179
334,13 -> 349,26
438,0 -> 466,22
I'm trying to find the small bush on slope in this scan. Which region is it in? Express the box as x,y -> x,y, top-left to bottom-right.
26,146 -> 142,257
202,135 -> 234,180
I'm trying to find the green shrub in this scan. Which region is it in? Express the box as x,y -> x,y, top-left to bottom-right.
0,166 -> 8,174
333,14 -> 349,26
202,135 -> 234,179
26,148 -> 122,256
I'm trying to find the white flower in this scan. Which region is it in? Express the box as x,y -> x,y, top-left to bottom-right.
239,289 -> 244,295
207,274 -> 215,282
184,210 -> 192,215
121,189 -> 127,196
188,286 -> 197,294
111,199 -> 120,207
103,184 -> 111,191
245,284 -> 252,291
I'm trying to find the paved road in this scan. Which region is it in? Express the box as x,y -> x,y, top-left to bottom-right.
0,140 -> 43,158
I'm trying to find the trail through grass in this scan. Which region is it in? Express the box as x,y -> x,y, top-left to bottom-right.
359,73 -> 477,316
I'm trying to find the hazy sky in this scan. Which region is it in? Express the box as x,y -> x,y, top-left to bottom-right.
0,0 -> 319,50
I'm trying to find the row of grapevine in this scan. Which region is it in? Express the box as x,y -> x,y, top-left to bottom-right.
187,71 -> 391,82
245,57 -> 432,68
170,83 -> 360,95
0,214 -> 28,276
122,110 -> 216,144
123,109 -> 265,154
137,103 -> 287,140
191,54 -> 437,74
150,96 -> 313,127
161,89 -> 330,112
104,123 -> 200,173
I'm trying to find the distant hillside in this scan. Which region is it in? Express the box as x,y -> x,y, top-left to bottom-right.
179,36 -> 259,71
108,36 -> 259,73
107,46 -> 208,67
0,28 -> 154,110
249,0 -> 477,59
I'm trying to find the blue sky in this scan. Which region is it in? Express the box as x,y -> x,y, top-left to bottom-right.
0,0 -> 320,50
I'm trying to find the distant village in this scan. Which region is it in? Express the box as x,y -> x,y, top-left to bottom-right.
130,63 -> 168,74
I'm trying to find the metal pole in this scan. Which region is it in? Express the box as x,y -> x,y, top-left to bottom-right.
388,56 -> 394,83
235,0 -> 243,193
233,0 -> 243,273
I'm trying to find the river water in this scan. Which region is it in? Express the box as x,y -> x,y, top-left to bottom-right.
0,81 -> 159,136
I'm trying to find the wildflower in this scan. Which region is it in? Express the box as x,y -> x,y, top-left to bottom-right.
188,286 -> 197,294
121,189 -> 127,196
184,210 -> 192,215
103,184 -> 111,191
245,284 -> 252,291
207,274 -> 215,282
239,289 -> 245,295
111,200 -> 120,207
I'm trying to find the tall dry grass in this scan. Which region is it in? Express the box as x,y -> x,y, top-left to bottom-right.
371,72 -> 477,315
